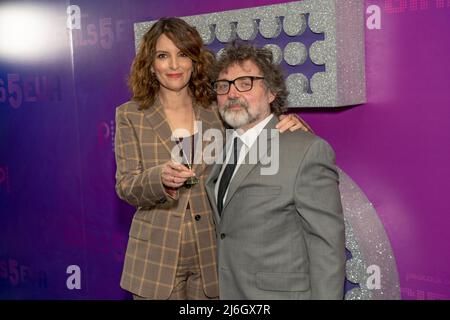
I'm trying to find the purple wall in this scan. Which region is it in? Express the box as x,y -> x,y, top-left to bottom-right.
1,0 -> 449,299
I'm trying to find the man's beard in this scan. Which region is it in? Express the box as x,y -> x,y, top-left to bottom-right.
219,99 -> 258,129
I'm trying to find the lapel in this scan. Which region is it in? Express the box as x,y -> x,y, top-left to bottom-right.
205,162 -> 223,222
143,100 -> 176,155
222,116 -> 279,212
194,105 -> 218,178
143,100 -> 218,178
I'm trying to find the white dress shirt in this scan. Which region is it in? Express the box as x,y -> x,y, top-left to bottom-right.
215,113 -> 274,207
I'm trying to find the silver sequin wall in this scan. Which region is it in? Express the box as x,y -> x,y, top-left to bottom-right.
339,168 -> 400,300
134,0 -> 366,108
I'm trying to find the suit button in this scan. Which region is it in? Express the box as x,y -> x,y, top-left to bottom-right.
220,233 -> 226,239
159,197 -> 167,204
194,215 -> 201,221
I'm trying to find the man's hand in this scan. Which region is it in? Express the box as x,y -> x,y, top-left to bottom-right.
276,114 -> 312,133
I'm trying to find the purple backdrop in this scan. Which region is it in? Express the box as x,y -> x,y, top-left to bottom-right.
1,0 -> 449,299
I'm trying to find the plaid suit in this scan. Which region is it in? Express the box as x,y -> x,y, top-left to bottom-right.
114,100 -> 223,299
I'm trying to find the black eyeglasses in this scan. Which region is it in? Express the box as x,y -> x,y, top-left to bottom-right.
212,76 -> 265,95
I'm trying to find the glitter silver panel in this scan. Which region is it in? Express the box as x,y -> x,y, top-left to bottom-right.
196,24 -> 215,45
283,13 -> 307,37
334,0 -> 367,106
310,72 -> 333,97
309,40 -> 326,65
134,21 -> 153,51
263,44 -> 282,65
339,168 -> 401,300
344,219 -> 373,300
286,73 -> 309,94
259,17 -> 282,39
134,0 -> 366,108
215,21 -> 237,43
284,42 -> 307,66
236,19 -> 258,41
308,12 -> 328,34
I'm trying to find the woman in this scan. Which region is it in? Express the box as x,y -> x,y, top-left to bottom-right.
114,17 -> 308,300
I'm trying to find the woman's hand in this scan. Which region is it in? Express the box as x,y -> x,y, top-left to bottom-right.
276,114 -> 312,133
161,161 -> 196,189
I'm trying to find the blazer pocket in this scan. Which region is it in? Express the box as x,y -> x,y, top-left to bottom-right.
256,272 -> 310,292
244,186 -> 281,196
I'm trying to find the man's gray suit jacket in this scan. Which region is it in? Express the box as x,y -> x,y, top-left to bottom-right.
205,116 -> 346,300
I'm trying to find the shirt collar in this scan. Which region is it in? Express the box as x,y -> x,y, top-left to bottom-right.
233,114 -> 274,149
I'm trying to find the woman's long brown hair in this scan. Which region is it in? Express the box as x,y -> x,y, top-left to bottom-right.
128,17 -> 215,109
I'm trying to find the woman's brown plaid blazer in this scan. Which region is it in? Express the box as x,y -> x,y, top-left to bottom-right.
114,100 -> 223,299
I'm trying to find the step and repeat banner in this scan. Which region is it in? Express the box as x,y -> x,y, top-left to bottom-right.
1,0 -> 449,299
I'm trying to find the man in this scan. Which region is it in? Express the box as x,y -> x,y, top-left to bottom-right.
205,43 -> 346,300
